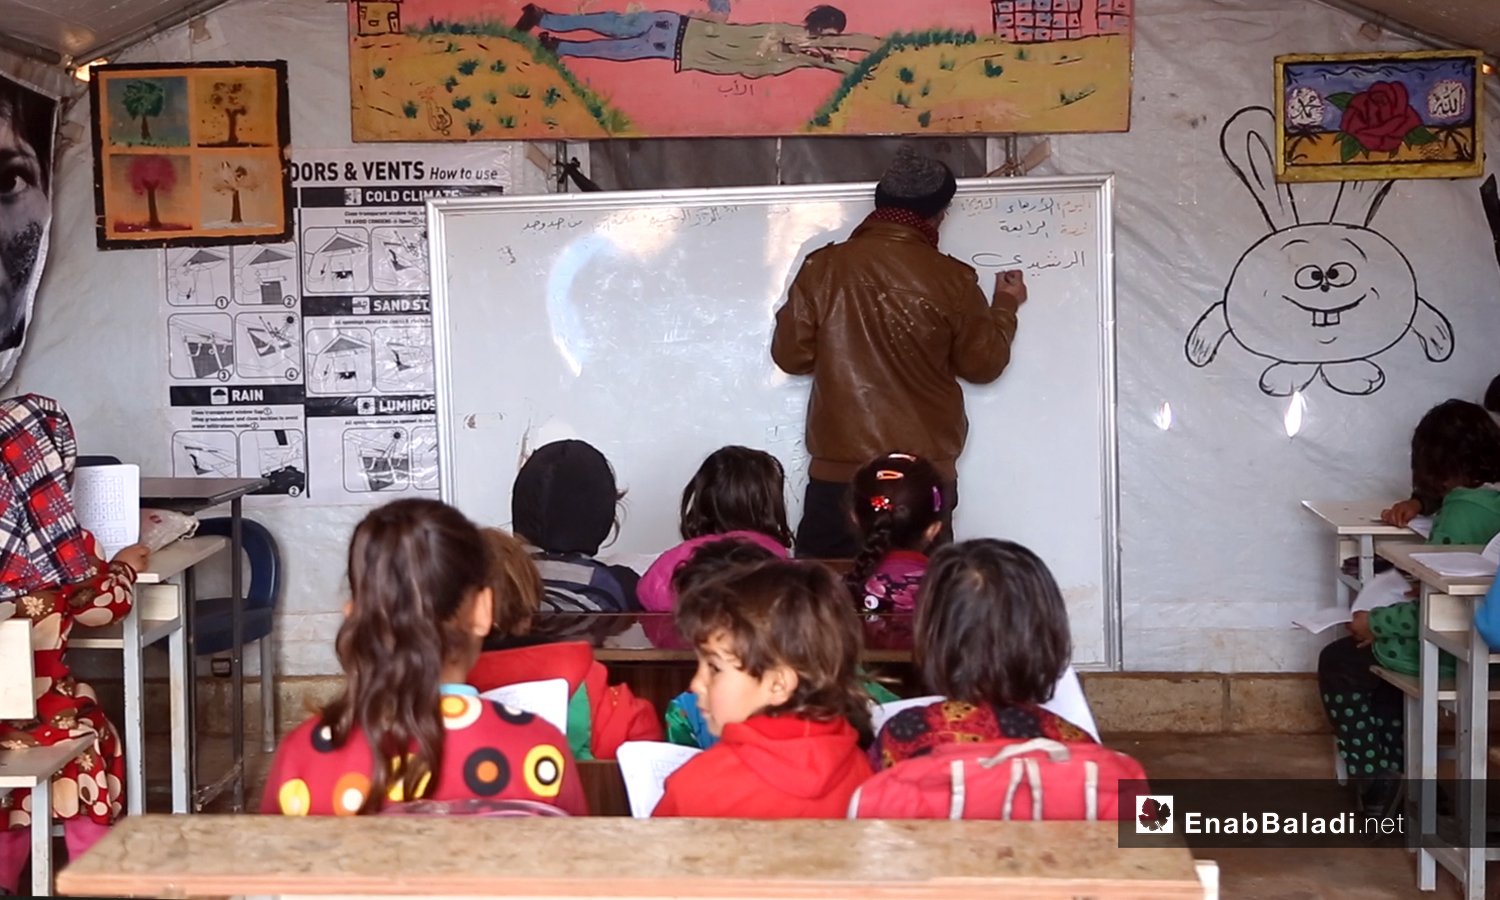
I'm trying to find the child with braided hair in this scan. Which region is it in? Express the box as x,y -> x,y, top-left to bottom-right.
845,453 -> 944,614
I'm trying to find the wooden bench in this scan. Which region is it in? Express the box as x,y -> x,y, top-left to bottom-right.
0,735 -> 92,897
58,815 -> 1211,898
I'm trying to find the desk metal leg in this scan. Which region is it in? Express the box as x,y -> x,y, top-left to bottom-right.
167,584 -> 189,814
30,779 -> 50,897
121,607 -> 144,817
183,566 -> 200,810
1357,535 -> 1374,588
1418,588 -> 1438,892
1457,624 -> 1488,900
230,498 -> 245,812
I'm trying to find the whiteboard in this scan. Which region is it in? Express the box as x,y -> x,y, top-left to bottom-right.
429,177 -> 1119,667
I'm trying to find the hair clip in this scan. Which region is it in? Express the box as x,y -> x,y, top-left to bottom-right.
932,486 -> 943,512
870,495 -> 893,512
875,469 -> 904,481
886,452 -> 917,461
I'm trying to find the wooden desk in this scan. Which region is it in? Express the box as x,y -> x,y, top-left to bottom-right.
1301,500 -> 1422,605
58,815 -> 1210,899
72,535 -> 229,816
1376,542 -> 1496,900
140,476 -> 267,813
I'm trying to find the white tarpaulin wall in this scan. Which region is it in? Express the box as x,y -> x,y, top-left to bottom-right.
8,0 -> 1500,673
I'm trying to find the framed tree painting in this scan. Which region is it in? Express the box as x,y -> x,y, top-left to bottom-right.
1274,50 -> 1484,183
91,61 -> 293,249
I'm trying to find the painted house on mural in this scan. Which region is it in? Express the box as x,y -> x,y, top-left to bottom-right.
992,0 -> 1131,42
356,0 -> 403,36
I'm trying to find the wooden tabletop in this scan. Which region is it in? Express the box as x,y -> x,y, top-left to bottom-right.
136,535 -> 229,585
1377,543 -> 1495,596
140,477 -> 268,511
1300,500 -> 1418,536
58,815 -> 1205,899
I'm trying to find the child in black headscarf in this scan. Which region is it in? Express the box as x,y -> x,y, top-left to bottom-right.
510,439 -> 640,613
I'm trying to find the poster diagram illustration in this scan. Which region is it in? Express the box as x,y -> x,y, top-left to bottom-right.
168,313 -> 235,381
239,428 -> 306,496
371,226 -> 428,292
306,327 -> 374,394
233,242 -> 299,307
172,430 -> 239,477
235,312 -> 302,380
409,424 -> 439,491
165,247 -> 232,308
303,227 -> 370,294
343,426 -> 413,493
373,326 -> 433,392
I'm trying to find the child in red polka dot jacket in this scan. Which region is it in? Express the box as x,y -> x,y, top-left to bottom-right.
261,499 -> 586,816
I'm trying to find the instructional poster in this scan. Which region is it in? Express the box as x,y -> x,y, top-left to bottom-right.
163,147 -> 511,503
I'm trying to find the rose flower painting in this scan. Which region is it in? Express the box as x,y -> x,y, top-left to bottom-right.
1274,50 -> 1484,182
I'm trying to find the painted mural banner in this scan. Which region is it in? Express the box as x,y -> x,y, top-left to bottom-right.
90,61 -> 294,249
347,0 -> 1133,140
162,146 -> 512,505
1275,50 -> 1485,183
0,72 -> 57,390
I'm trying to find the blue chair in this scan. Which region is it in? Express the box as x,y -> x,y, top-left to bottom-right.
193,517 -> 281,751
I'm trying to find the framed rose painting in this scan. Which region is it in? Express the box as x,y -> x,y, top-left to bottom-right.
1274,50 -> 1484,183
90,60 -> 293,249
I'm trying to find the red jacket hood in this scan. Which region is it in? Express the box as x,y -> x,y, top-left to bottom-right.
718,715 -> 867,799
467,641 -> 594,695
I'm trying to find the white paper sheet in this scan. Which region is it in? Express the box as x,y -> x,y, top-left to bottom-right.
478,678 -> 569,735
1408,516 -> 1434,539
1350,569 -> 1414,614
1293,607 -> 1353,634
616,740 -> 701,818
1410,552 -> 1499,578
70,464 -> 140,560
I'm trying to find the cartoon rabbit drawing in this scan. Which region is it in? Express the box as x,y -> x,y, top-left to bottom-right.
1185,106 -> 1453,396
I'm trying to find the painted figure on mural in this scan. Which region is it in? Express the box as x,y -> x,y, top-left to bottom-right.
514,4 -> 881,77
0,74 -> 55,381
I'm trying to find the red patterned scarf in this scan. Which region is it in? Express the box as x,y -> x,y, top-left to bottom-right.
862,207 -> 941,247
0,394 -> 95,596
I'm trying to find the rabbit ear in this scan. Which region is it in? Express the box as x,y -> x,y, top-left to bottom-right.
1329,180 -> 1395,227
1220,106 -> 1299,232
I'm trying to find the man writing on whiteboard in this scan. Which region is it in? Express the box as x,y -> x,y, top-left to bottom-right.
771,146 -> 1027,558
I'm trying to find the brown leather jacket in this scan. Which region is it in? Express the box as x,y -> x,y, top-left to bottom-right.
771,220 -> 1018,483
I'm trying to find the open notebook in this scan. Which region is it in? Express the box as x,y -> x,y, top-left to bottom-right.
616,667 -> 1102,818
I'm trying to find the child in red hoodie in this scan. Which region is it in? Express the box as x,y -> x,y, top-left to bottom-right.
652,559 -> 873,818
468,528 -> 661,760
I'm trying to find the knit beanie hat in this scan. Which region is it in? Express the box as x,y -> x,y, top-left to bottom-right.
874,146 -> 957,218
511,439 -> 618,556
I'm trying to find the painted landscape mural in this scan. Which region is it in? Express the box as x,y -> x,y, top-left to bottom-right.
348,0 -> 1134,139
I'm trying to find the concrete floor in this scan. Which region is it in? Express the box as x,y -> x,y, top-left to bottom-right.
124,732 -> 1464,898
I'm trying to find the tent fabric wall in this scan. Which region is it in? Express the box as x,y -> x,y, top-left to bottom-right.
11,0 -> 1500,674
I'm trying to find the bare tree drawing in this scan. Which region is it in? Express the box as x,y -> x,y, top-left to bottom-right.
212,160 -> 259,224
209,80 -> 248,146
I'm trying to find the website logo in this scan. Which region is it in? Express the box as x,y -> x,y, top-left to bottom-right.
1136,795 -> 1174,833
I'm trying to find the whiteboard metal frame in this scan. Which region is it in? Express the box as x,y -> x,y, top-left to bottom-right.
428,175 -> 1120,670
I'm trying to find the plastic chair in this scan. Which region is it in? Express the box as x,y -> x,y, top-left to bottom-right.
193,517 -> 281,751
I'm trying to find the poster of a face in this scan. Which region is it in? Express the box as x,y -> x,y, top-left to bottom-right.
0,72 -> 57,388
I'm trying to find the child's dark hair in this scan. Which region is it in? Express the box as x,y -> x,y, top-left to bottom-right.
915,539 -> 1071,708
803,5 -> 846,33
676,559 -> 871,737
321,498 -> 489,813
482,527 -> 544,637
1410,399 -> 1500,500
669,536 -> 778,598
511,439 -> 624,556
680,445 -> 793,547
1485,374 -> 1500,415
846,452 -> 943,598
